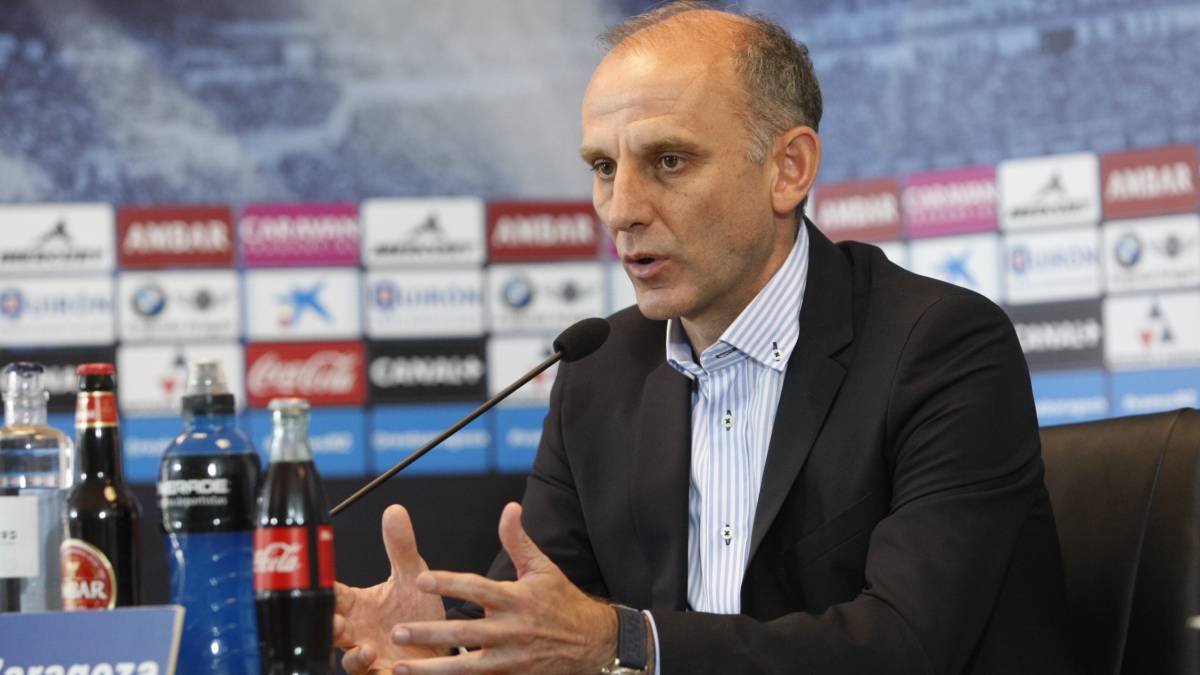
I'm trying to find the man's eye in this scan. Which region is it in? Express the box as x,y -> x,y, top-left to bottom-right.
659,154 -> 684,170
591,160 -> 615,178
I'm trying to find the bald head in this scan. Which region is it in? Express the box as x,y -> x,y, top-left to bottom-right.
597,1 -> 822,168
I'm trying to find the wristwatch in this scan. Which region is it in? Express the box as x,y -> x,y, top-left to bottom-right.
600,604 -> 648,674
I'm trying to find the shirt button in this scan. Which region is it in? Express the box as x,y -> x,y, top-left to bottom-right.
772,340 -> 783,361
723,409 -> 733,429
721,524 -> 733,546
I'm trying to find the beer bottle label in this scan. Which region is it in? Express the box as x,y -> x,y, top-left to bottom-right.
158,453 -> 259,533
76,391 -> 117,429
253,525 -> 335,591
60,538 -> 117,610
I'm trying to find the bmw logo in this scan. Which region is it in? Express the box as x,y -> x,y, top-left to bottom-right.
132,284 -> 167,318
0,288 -> 23,319
502,277 -> 535,309
1113,233 -> 1141,268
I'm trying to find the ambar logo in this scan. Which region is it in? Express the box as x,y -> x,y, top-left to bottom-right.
1102,145 -> 1199,219
814,178 -> 901,242
118,206 -> 234,268
488,202 -> 599,261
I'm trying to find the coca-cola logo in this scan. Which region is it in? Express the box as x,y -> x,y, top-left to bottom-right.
245,341 -> 365,407
254,542 -> 303,574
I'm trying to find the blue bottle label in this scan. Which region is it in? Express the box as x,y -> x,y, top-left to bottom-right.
158,453 -> 260,532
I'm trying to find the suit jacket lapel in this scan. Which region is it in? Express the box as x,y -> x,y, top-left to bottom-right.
748,222 -> 855,563
630,361 -> 692,610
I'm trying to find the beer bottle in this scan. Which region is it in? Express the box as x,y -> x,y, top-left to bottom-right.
62,363 -> 142,610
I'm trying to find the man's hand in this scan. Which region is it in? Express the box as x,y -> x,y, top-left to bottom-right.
334,504 -> 447,674
387,502 -> 619,674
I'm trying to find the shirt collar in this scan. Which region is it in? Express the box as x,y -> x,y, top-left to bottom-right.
665,224 -> 809,376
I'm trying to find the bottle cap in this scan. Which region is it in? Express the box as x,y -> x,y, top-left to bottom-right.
268,397 -> 310,413
76,363 -> 115,376
2,362 -> 46,401
181,358 -> 236,416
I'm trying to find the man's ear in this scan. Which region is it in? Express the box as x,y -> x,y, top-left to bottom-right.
771,126 -> 821,217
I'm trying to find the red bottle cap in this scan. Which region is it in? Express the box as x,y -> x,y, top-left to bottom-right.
76,363 -> 116,376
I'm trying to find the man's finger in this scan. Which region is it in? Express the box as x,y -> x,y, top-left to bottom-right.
333,612 -> 352,647
335,581 -> 357,615
382,504 -> 427,579
341,643 -> 378,675
497,502 -> 546,578
417,570 -> 513,608
394,649 -> 486,675
392,618 -> 504,649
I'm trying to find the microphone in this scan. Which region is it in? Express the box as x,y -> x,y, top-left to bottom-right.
330,317 -> 611,516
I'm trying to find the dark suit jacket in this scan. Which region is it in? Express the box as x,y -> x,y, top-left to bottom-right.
478,223 -> 1077,674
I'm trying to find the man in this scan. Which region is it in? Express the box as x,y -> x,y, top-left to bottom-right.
334,3 -> 1077,673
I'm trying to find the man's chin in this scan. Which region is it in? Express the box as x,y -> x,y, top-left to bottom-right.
633,296 -> 682,322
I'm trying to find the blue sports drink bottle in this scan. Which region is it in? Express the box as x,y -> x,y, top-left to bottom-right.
157,359 -> 262,674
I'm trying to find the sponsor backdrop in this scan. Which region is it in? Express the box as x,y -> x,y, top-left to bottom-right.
0,0 -> 1198,600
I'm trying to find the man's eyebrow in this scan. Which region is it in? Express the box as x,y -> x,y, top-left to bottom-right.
579,145 -> 606,163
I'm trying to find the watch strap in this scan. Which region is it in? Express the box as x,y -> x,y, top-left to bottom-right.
612,604 -> 648,670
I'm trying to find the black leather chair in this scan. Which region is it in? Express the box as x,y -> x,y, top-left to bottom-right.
1041,408 -> 1200,675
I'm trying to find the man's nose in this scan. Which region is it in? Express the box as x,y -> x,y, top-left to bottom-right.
604,165 -> 653,233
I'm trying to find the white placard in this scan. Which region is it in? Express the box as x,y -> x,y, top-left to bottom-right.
0,495 -> 39,578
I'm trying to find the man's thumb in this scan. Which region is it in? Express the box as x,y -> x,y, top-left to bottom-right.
498,502 -> 545,578
381,504 -> 426,579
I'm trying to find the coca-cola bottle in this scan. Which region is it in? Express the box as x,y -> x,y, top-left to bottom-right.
254,398 -> 335,675
62,363 -> 142,610
158,359 -> 261,674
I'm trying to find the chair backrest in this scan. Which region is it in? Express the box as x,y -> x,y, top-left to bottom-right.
1041,408 -> 1200,675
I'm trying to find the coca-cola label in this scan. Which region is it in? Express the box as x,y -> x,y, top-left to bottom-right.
487,202 -> 600,262
253,525 -> 334,591
60,538 -> 117,610
76,391 -> 117,429
117,206 -> 236,268
158,453 -> 260,533
245,341 -> 366,408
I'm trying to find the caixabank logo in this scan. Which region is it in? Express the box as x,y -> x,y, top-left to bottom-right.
0,278 -> 115,347
1008,299 -> 1103,371
360,198 -> 485,268
908,233 -> 1002,302
239,203 -> 360,267
487,202 -> 600,262
244,269 -> 361,341
0,204 -> 115,274
117,205 -> 235,268
813,177 -> 902,242
244,341 -> 365,408
364,269 -> 484,338
367,338 -> 487,404
1101,144 -> 1199,220
117,270 -> 240,342
1102,214 -> 1200,293
902,166 -> 997,238
487,263 -> 605,334
998,153 -> 1100,230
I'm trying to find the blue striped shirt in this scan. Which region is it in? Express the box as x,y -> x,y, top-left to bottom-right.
665,225 -> 809,614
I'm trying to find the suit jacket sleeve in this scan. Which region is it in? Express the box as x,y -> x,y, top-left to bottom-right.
648,293 -> 1046,674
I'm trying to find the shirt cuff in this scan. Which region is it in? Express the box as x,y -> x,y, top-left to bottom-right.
643,609 -> 661,674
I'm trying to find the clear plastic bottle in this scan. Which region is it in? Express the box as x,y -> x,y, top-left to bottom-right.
0,362 -> 73,612
158,359 -> 261,673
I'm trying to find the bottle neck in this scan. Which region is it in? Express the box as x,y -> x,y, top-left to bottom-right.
183,411 -> 239,432
4,396 -> 48,427
76,425 -> 123,483
269,412 -> 313,462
